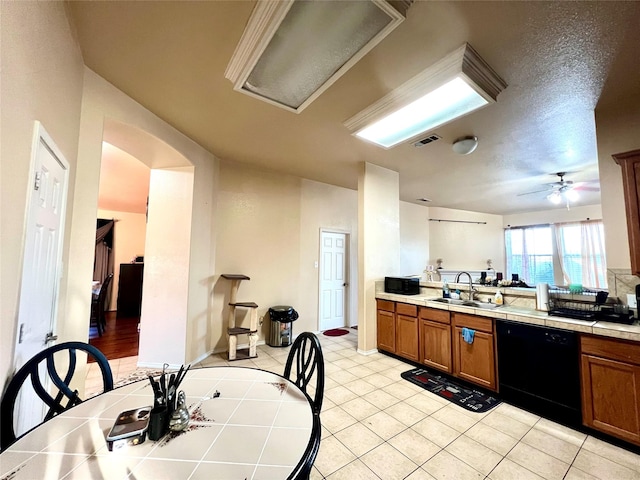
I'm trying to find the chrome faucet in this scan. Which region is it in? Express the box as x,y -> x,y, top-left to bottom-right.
455,271 -> 477,301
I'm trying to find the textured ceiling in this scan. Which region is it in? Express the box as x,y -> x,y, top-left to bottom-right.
68,1 -> 640,215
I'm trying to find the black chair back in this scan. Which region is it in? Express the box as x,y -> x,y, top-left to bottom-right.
91,273 -> 113,335
287,413 -> 321,480
284,332 -> 324,414
1,341 -> 113,451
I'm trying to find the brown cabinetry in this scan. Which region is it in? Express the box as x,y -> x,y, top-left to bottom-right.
451,313 -> 496,391
396,303 -> 419,361
613,149 -> 640,276
581,335 -> 640,446
419,307 -> 452,373
376,300 -> 396,353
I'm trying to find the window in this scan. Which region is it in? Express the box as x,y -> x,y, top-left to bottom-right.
505,226 -> 554,285
505,220 -> 607,289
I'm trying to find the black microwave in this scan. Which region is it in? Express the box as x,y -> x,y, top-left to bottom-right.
384,276 -> 420,295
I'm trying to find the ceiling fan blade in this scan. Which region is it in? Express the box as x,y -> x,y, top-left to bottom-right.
517,188 -> 553,197
575,186 -> 600,192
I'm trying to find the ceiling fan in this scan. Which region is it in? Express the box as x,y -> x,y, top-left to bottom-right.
517,172 -> 600,207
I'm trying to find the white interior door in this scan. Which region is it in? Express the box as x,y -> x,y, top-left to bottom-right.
13,122 -> 69,436
319,231 -> 348,331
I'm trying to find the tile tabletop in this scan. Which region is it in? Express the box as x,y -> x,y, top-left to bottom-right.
0,367 -> 313,480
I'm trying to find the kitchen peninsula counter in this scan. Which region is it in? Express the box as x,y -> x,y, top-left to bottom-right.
375,290 -> 640,343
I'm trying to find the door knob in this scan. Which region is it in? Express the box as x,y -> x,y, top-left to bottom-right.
45,332 -> 58,343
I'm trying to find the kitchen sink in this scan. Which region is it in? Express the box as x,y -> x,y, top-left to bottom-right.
430,298 -> 465,305
429,298 -> 500,309
462,300 -> 500,309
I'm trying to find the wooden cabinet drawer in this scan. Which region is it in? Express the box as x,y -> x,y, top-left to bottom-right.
396,302 -> 417,317
419,307 -> 450,324
581,335 -> 640,366
452,313 -> 493,333
377,299 -> 395,312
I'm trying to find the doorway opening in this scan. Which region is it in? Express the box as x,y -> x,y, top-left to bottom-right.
88,142 -> 149,362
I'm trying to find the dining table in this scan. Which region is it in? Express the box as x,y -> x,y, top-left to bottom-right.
0,366 -> 314,480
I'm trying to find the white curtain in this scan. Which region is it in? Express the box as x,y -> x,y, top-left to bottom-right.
555,220 -> 607,288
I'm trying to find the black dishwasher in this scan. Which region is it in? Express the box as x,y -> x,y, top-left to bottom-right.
496,320 -> 582,427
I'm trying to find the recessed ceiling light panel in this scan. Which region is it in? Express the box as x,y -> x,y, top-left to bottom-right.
226,0 -> 411,113
344,43 -> 507,149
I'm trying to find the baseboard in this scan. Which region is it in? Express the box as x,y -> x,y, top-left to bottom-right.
357,348 -> 378,356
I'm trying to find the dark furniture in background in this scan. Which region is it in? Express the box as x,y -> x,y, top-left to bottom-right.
117,263 -> 144,318
0,342 -> 113,451
90,273 -> 113,336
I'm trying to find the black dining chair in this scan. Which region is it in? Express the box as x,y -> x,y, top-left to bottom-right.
0,341 -> 113,451
284,332 -> 325,479
90,273 -> 113,336
284,332 -> 325,414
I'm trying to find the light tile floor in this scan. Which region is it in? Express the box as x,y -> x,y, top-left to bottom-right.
86,331 -> 640,479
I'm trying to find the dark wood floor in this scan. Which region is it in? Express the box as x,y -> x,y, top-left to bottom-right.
89,311 -> 140,361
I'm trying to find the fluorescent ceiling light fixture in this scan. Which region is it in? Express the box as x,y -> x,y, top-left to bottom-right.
345,43 -> 507,148
225,0 -> 411,113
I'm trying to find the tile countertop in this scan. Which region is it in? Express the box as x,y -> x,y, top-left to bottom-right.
375,292 -> 640,343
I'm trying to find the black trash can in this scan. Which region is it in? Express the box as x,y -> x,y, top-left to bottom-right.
268,306 -> 299,347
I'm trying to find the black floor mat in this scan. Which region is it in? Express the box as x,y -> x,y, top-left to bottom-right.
401,368 -> 500,413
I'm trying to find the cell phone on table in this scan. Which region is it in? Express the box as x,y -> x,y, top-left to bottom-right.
106,406 -> 151,451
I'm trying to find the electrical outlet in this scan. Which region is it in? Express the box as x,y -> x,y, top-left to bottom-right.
627,293 -> 637,308
314,261 -> 318,268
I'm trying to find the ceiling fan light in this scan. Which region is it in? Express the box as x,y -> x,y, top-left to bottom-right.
452,136 -> 478,155
565,189 -> 579,202
547,191 -> 562,204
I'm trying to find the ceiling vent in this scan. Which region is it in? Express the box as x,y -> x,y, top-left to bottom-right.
413,134 -> 441,147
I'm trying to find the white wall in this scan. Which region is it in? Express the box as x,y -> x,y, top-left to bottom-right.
400,202 -> 430,278
596,108 -> 640,269
212,162 -> 360,353
1,2 -> 84,390
428,207 -> 505,273
139,167 -> 194,366
358,163 -> 400,352
70,69 -> 217,369
503,205 -> 602,228
97,209 -> 147,311
299,179 -> 358,328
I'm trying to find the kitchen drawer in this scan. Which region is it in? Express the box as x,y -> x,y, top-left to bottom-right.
377,299 -> 395,312
581,335 -> 640,366
452,312 -> 493,333
419,307 -> 450,324
396,302 -> 417,317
